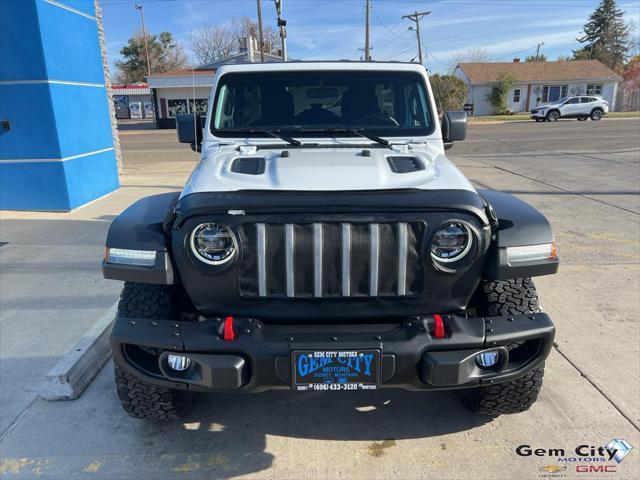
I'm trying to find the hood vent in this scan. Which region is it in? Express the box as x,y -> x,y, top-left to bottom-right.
231,157 -> 266,175
387,156 -> 425,174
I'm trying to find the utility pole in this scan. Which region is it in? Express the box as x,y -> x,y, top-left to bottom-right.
402,10 -> 430,65
135,4 -> 152,78
274,0 -> 287,61
256,0 -> 265,62
535,42 -> 545,61
364,0 -> 371,61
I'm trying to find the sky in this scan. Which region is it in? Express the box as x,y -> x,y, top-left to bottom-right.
101,0 -> 640,75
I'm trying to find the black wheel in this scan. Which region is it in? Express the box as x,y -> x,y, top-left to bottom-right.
590,108 -> 603,121
113,282 -> 194,420
461,278 -> 545,416
546,110 -> 560,122
577,116 -> 588,121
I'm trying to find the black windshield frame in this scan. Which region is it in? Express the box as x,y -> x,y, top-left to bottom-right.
210,70 -> 436,138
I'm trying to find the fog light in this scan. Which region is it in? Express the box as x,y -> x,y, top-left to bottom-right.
476,350 -> 500,368
167,354 -> 191,371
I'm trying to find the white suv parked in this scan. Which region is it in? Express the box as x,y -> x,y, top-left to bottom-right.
530,96 -> 609,122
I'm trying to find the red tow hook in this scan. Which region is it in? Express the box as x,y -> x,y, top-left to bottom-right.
223,316 -> 236,341
432,314 -> 445,339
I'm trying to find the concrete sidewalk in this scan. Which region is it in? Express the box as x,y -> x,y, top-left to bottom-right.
0,131 -> 194,436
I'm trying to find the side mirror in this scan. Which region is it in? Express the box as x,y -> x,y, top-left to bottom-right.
176,114 -> 203,152
441,111 -> 467,150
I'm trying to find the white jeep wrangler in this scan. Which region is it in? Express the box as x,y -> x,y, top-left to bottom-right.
103,62 -> 559,420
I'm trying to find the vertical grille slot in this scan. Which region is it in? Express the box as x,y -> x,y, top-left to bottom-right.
313,223 -> 323,298
285,224 -> 295,297
369,224 -> 380,296
397,222 -> 408,296
256,223 -> 267,296
239,220 -> 424,298
341,223 -> 351,297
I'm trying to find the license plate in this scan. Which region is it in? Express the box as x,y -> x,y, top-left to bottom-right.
291,350 -> 380,391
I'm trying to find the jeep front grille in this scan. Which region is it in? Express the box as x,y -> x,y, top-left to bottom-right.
238,222 -> 425,298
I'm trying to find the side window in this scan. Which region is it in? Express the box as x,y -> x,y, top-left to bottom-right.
586,84 -> 602,95
565,97 -> 579,104
580,97 -> 592,104
513,89 -> 521,102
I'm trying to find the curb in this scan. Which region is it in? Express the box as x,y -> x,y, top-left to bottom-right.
42,302 -> 118,401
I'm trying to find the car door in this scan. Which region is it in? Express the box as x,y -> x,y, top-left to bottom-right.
561,97 -> 580,117
579,96 -> 594,115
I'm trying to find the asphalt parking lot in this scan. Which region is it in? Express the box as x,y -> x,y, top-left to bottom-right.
0,118 -> 639,479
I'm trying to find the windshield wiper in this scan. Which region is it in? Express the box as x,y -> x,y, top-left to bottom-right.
225,128 -> 302,146
285,127 -> 390,147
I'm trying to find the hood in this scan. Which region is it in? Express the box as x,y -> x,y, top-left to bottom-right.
180,143 -> 475,197
537,102 -> 561,109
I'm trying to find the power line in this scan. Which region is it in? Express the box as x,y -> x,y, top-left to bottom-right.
372,9 -> 413,41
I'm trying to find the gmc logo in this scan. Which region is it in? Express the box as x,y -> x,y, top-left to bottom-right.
576,465 -> 617,473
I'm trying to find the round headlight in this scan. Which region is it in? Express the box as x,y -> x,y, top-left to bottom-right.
190,223 -> 237,265
430,222 -> 472,263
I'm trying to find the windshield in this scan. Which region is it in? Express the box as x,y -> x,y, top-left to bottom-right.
211,70 -> 434,137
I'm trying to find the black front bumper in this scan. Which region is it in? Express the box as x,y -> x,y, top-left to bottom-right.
111,312 -> 555,393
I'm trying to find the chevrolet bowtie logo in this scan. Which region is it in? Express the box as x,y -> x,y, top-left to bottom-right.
540,465 -> 566,473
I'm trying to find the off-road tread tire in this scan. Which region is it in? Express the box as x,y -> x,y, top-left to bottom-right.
114,363 -> 193,420
114,282 -> 192,420
463,278 -> 545,415
118,282 -> 174,320
482,278 -> 540,316
469,366 -> 544,416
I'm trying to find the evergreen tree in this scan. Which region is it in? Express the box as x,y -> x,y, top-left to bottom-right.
573,0 -> 631,72
116,32 -> 188,84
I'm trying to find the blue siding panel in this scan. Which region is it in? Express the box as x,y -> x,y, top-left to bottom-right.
0,151 -> 120,211
64,150 -> 120,209
49,84 -> 113,157
0,1 -> 47,81
37,0 -> 105,84
0,161 -> 71,210
0,0 -> 120,211
0,83 -> 61,159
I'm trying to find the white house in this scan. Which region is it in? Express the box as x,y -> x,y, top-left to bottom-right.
453,59 -> 622,116
147,37 -> 283,128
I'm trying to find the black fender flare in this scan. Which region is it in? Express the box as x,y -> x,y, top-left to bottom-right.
102,192 -> 180,284
479,189 -> 559,280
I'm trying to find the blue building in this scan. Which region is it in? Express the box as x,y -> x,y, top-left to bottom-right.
0,0 -> 119,211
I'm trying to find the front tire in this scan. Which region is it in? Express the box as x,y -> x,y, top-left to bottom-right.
546,110 -> 560,122
462,278 -> 545,416
115,363 -> 193,420
590,108 -> 603,121
113,282 -> 193,420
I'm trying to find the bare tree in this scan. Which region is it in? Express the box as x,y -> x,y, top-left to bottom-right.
448,47 -> 494,73
230,16 -> 279,52
191,24 -> 235,64
189,17 -> 280,66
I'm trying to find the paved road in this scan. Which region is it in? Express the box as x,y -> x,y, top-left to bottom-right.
0,119 -> 638,479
